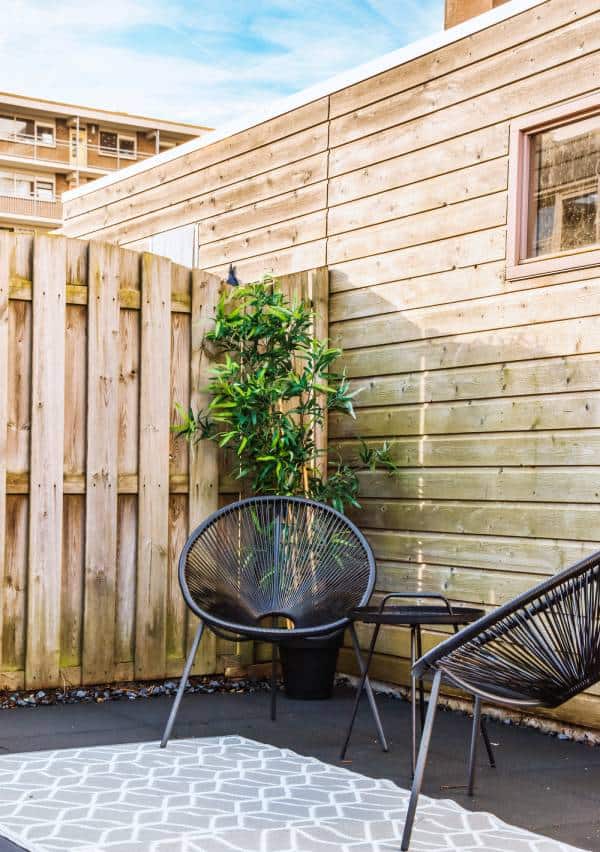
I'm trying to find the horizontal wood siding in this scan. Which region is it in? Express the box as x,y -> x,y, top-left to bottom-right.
61,0 -> 600,729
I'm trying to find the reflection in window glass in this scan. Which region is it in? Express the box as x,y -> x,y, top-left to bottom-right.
36,124 -> 55,145
527,114 -> 600,258
36,180 -> 54,200
14,117 -> 34,139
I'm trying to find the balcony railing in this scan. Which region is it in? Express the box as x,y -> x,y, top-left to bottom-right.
0,132 -> 159,172
0,192 -> 63,221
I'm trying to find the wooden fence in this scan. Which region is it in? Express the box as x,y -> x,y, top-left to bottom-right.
0,233 -> 328,690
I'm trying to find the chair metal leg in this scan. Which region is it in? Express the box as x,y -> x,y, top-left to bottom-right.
410,627 -> 417,778
160,621 -> 205,749
480,716 -> 496,769
339,623 -> 388,759
467,696 -> 481,796
416,626 -> 425,730
271,644 -> 278,722
401,670 -> 442,851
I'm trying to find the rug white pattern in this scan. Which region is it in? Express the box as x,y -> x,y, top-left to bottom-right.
0,735 -> 585,852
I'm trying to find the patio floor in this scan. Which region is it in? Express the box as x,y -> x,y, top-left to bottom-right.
0,684 -> 598,851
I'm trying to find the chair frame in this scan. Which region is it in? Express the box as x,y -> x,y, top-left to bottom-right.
401,550 -> 600,850
160,495 -> 380,748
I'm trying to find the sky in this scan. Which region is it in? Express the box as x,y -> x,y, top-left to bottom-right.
1,0 -> 444,129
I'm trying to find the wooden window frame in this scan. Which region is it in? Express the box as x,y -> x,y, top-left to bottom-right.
507,93 -> 600,280
98,128 -> 137,159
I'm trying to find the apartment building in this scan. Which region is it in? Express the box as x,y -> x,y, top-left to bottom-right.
0,92 -> 211,234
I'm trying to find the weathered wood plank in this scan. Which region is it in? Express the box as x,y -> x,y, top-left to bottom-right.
351,353 -> 600,408
198,181 -> 327,246
340,314 -> 600,379
353,466 -> 600,505
63,304 -> 87,478
334,431 -> 600,469
61,495 -> 85,671
328,192 -> 506,266
333,278 -> 600,350
2,496 -> 27,673
329,51 -> 600,176
330,12 -> 599,148
0,234 -> 9,671
309,267 -> 329,477
368,532 -> 597,577
79,156 -> 329,248
206,238 -> 327,284
115,495 -> 137,665
82,242 -> 121,684
329,227 -> 506,294
331,392 -> 600,438
64,99 -> 329,222
200,210 -> 327,269
68,124 -> 329,238
189,269 -> 221,674
328,158 -> 507,237
135,252 -> 172,679
26,235 -> 66,688
353,498 -> 600,543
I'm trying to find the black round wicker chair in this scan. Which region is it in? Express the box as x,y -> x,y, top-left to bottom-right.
401,549 -> 600,850
161,495 -> 377,748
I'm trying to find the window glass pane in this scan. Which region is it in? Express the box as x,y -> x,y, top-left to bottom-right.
0,175 -> 13,194
36,180 -> 54,200
100,131 -> 117,152
15,178 -> 33,197
14,117 -> 34,139
119,137 -> 135,156
527,114 -> 600,257
0,116 -> 14,138
36,124 -> 54,144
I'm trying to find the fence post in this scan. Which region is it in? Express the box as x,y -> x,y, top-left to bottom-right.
26,235 -> 66,688
135,252 -> 172,680
82,242 -> 121,684
0,234 -> 9,672
189,269 -> 221,674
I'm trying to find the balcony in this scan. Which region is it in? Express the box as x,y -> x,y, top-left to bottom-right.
0,132 -> 157,178
0,192 -> 62,226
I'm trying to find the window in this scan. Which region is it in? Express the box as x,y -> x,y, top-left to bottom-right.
0,171 -> 54,200
99,129 -> 136,158
0,114 -> 55,145
35,179 -> 54,200
507,94 -> 600,278
35,123 -> 55,145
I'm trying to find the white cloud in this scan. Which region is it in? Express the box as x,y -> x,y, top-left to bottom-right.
0,0 -> 444,127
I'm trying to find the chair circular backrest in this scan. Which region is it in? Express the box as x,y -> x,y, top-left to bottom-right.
179,496 -> 376,640
414,549 -> 600,708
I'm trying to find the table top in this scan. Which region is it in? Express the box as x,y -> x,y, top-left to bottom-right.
351,604 -> 485,626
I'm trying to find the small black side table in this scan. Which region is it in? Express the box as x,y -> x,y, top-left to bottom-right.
340,593 -> 494,776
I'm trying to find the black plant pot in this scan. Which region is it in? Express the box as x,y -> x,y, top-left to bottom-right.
278,631 -> 344,700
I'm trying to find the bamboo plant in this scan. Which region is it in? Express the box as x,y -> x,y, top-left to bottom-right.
174,275 -> 397,513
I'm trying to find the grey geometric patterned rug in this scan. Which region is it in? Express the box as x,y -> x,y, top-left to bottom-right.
0,735 -> 584,851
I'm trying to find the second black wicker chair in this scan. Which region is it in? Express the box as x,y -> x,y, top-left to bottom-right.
161,495 -> 378,748
401,549 -> 600,850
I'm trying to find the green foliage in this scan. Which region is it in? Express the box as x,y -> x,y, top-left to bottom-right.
175,275 -> 396,514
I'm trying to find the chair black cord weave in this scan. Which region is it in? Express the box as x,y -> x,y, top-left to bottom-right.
401,549 -> 600,850
161,495 -> 376,747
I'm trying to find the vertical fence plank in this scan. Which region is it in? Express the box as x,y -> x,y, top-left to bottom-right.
26,235 -> 66,688
82,242 -> 121,684
189,269 -> 221,674
0,233 -> 9,671
135,253 -> 172,679
308,267 -> 329,478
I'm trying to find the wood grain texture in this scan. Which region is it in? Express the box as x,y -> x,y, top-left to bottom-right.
82,242 -> 121,683
0,234 -> 9,672
135,252 -> 172,679
189,269 -> 221,674
26,235 -> 66,688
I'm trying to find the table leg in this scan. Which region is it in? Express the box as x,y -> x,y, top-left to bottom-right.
339,623 -> 388,759
416,624 -> 425,730
410,626 -> 417,777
